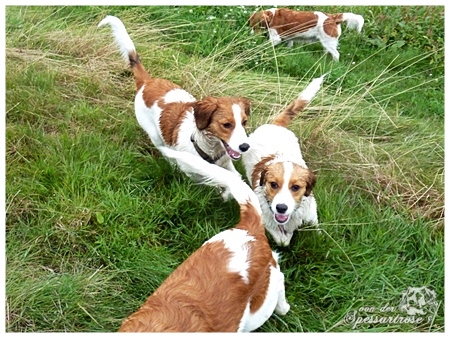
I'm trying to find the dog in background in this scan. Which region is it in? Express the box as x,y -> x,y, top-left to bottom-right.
242,75 -> 325,246
118,147 -> 290,332
249,8 -> 364,61
98,16 -> 251,179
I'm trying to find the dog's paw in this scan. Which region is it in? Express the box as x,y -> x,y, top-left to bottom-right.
275,301 -> 290,316
220,188 -> 232,201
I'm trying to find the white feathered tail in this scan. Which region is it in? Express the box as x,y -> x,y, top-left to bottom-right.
98,15 -> 136,63
342,13 -> 364,33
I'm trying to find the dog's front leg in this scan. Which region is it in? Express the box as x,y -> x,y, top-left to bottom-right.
222,160 -> 242,178
268,28 -> 282,46
219,161 -> 242,201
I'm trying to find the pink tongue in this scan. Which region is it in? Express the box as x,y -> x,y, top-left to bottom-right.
225,143 -> 241,160
275,214 -> 289,223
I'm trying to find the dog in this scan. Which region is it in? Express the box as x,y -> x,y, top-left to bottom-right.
118,147 -> 290,332
242,75 -> 325,246
249,8 -> 364,61
98,16 -> 251,178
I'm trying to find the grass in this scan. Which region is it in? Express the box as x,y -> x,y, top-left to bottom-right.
5,5 -> 444,332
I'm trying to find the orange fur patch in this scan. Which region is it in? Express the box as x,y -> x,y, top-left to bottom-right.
272,98 -> 309,128
323,14 -> 341,38
261,9 -> 319,38
159,103 -> 194,146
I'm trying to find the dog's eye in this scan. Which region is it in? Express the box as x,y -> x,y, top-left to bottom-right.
270,182 -> 278,189
291,185 -> 300,192
242,120 -> 248,127
222,122 -> 232,129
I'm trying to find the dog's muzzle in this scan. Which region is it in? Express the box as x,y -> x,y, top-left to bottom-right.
222,141 -> 250,160
274,203 -> 289,223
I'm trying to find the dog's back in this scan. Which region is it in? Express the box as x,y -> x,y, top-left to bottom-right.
118,148 -> 288,332
118,213 -> 264,332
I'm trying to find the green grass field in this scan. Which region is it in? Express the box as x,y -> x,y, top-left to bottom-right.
5,5 -> 444,332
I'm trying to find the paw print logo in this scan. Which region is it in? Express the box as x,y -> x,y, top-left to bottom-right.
398,286 -> 438,316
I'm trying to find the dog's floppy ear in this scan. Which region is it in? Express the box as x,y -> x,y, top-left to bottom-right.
193,97 -> 218,130
304,169 -> 317,197
248,11 -> 260,28
251,155 -> 275,189
259,167 -> 267,187
239,97 -> 251,117
261,10 -> 274,27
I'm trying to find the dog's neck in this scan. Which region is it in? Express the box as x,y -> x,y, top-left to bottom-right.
190,131 -> 226,164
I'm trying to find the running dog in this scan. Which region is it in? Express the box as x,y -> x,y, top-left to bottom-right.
98,15 -> 251,178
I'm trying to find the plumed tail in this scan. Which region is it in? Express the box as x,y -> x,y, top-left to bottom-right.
98,15 -> 137,63
158,147 -> 262,216
272,74 -> 326,127
98,15 -> 151,90
342,13 -> 364,33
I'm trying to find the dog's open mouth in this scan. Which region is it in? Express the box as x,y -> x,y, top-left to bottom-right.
275,213 -> 289,224
222,141 -> 241,160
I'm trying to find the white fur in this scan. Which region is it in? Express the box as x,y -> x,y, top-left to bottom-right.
98,15 -> 136,63
228,103 -> 250,153
342,13 -> 365,33
265,9 -> 364,61
163,88 -> 196,103
205,228 -> 254,284
238,253 -> 289,332
299,74 -> 327,102
242,76 -> 325,246
157,146 -> 290,331
271,161 -> 297,216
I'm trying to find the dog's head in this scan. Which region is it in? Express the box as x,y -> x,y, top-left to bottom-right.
254,157 -> 316,225
249,9 -> 275,33
193,97 -> 251,160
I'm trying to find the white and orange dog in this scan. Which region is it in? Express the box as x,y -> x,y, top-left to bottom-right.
98,16 -> 250,177
118,147 -> 289,332
242,75 -> 325,246
249,8 -> 364,61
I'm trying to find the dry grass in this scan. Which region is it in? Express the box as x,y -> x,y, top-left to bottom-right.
6,6 -> 444,332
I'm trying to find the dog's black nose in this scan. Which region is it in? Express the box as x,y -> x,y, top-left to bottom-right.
276,203 -> 288,214
239,143 -> 250,152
